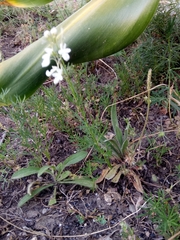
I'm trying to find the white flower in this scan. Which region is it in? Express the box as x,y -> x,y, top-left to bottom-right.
44,30 -> 50,38
50,27 -> 57,36
43,27 -> 57,39
58,43 -> 71,61
46,66 -> 63,85
41,47 -> 53,67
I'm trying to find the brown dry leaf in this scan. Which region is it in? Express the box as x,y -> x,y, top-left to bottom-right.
105,164 -> 121,180
135,195 -> 144,211
96,168 -> 110,184
128,170 -> 144,193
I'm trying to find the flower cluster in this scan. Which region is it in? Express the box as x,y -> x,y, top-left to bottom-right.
41,27 -> 71,85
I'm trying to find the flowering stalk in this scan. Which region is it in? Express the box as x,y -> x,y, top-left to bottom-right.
41,27 -> 71,86
0,0 -> 160,106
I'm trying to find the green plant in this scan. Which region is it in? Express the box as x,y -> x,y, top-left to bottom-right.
131,1 -> 180,85
96,105 -> 143,193
76,214 -> 85,225
8,98 -> 52,167
95,215 -> 107,225
176,164 -> 180,179
145,190 -> 180,239
150,86 -> 180,115
0,0 -> 160,105
105,105 -> 135,162
120,221 -> 137,240
11,151 -> 96,207
147,139 -> 171,166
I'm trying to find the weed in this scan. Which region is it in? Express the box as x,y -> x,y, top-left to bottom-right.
12,151 -> 95,206
95,215 -> 107,225
8,99 -> 52,167
76,214 -> 85,225
145,190 -> 180,239
176,164 -> 180,178
120,221 -> 136,240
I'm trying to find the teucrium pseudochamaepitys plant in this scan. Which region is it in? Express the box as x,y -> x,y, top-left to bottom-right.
0,0 -> 160,105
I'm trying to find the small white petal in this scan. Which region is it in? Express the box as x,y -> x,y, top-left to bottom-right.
45,66 -> 58,77
42,54 -> 51,67
44,30 -> 50,38
62,53 -> 70,61
53,76 -> 62,85
46,70 -> 51,77
58,43 -> 71,62
44,47 -> 53,55
53,68 -> 63,84
50,27 -> 57,35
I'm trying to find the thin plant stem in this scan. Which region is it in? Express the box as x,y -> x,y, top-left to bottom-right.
135,69 -> 152,151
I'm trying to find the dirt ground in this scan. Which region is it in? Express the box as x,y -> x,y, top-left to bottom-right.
0,3 -> 180,240
0,95 -> 179,240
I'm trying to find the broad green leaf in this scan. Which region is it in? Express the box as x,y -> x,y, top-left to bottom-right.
18,184 -> 53,207
109,139 -> 122,159
56,162 -> 63,172
61,151 -> 87,171
111,105 -> 119,135
121,139 -> 129,156
115,126 -> 123,146
57,170 -> 71,181
0,0 -> 160,105
11,166 -> 40,179
37,165 -> 51,177
62,177 -> 96,189
1,0 -> 53,7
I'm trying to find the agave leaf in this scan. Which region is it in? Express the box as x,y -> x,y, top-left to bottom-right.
105,164 -> 121,180
11,166 -> 40,179
18,184 -> 53,207
0,0 -> 160,105
0,0 -> 53,7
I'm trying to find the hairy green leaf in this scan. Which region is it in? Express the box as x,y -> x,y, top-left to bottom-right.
11,166 -> 40,179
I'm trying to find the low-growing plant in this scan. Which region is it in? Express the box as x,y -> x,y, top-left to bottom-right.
145,190 -> 180,239
95,215 -> 107,225
120,221 -> 137,240
11,151 -> 96,207
8,98 -> 52,167
96,104 -> 144,193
